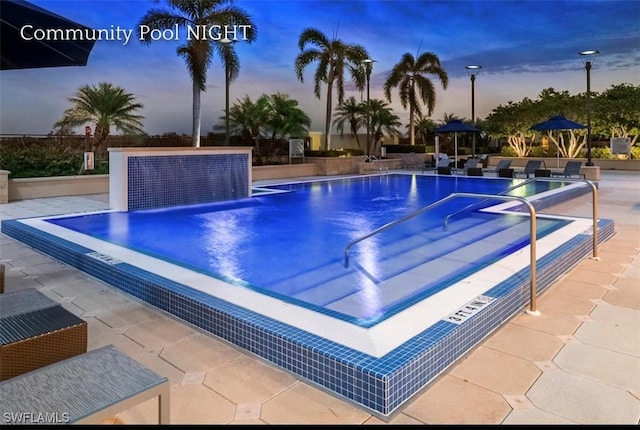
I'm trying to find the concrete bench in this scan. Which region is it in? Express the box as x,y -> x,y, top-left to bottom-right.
0,345 -> 170,424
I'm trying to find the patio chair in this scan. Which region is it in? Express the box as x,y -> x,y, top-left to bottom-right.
478,154 -> 489,168
437,155 -> 451,168
498,168 -> 514,178
485,159 -> 512,175
462,158 -> 481,174
466,167 -> 484,176
423,154 -> 436,169
551,161 -> 585,179
515,160 -> 543,178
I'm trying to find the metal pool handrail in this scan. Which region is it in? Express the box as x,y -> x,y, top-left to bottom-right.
444,178 -> 537,228
444,178 -> 599,259
344,192 -> 541,315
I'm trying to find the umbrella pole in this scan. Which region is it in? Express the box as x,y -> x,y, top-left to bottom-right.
454,133 -> 458,174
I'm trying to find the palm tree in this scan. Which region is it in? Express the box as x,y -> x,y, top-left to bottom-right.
138,0 -> 257,147
413,115 -> 437,146
54,82 -> 144,157
294,27 -> 368,151
384,51 -> 448,145
264,92 -> 311,141
332,96 -> 365,150
369,99 -> 402,156
221,95 -> 270,164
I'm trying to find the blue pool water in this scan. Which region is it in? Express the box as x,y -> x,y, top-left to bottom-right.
46,174 -> 567,325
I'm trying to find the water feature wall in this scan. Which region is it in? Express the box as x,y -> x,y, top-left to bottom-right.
108,147 -> 252,211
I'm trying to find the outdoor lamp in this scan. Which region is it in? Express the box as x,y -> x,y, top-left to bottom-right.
465,65 -> 482,157
220,37 -> 236,146
579,50 -> 599,166
363,58 -> 376,158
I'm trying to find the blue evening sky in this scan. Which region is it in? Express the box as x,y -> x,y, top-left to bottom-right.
1,0 -> 639,136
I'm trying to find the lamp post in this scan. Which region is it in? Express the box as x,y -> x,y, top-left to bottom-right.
220,37 -> 236,146
363,58 -> 375,159
579,50 -> 599,166
465,65 -> 481,157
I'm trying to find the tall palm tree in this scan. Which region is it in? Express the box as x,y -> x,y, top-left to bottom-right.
332,96 -> 365,150
294,27 -> 368,151
384,51 -> 448,145
138,0 -> 257,147
54,82 -> 144,156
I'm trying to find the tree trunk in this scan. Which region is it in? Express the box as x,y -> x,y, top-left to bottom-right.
409,104 -> 415,146
192,81 -> 201,148
324,81 -> 334,151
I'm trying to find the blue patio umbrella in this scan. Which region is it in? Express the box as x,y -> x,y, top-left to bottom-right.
530,115 -> 587,131
1,0 -> 95,70
531,115 -> 587,167
434,120 -> 480,171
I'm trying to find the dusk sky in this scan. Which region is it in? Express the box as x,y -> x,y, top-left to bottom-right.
1,0 -> 639,137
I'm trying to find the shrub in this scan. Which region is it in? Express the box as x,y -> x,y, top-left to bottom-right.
0,138 -> 89,178
500,146 -> 517,157
305,148 -> 364,157
591,147 -> 613,159
382,145 -> 427,154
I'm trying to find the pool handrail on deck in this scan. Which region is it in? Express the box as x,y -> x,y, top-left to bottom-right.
443,178 -> 537,227
344,192 -> 541,314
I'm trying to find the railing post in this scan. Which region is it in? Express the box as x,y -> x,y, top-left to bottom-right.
524,201 -> 540,316
588,180 -> 600,260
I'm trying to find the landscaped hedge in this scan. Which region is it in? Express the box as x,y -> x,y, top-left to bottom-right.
382,145 -> 427,154
0,138 -> 110,178
306,148 -> 365,157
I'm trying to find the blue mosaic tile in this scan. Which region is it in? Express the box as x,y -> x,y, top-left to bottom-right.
0,192 -> 615,417
127,154 -> 249,210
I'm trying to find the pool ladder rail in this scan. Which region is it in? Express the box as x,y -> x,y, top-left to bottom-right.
343,179 -> 599,315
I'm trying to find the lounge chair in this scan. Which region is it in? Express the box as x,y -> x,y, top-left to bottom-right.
498,168 -> 514,178
515,160 -> 543,178
466,166 -> 484,176
437,166 -> 452,175
437,155 -> 451,168
485,159 -> 512,175
462,158 -> 481,174
551,161 -> 585,179
423,154 -> 436,169
423,154 -> 450,173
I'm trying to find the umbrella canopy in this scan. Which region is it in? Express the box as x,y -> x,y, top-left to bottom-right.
434,119 -> 481,134
530,115 -> 587,131
1,0 -> 95,70
530,115 -> 587,168
434,120 -> 480,172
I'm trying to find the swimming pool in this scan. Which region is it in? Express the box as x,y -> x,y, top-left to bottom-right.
1,173 -> 613,417
45,174 -> 564,325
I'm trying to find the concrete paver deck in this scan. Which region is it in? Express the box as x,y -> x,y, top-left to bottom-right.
1,171 -> 638,425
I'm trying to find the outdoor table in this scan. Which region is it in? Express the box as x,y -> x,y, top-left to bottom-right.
0,288 -> 87,381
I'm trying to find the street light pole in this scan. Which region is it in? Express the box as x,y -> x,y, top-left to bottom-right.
363,58 -> 375,159
465,65 -> 481,157
579,50 -> 599,166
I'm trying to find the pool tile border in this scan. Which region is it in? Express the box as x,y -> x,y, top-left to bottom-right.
0,215 -> 614,416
